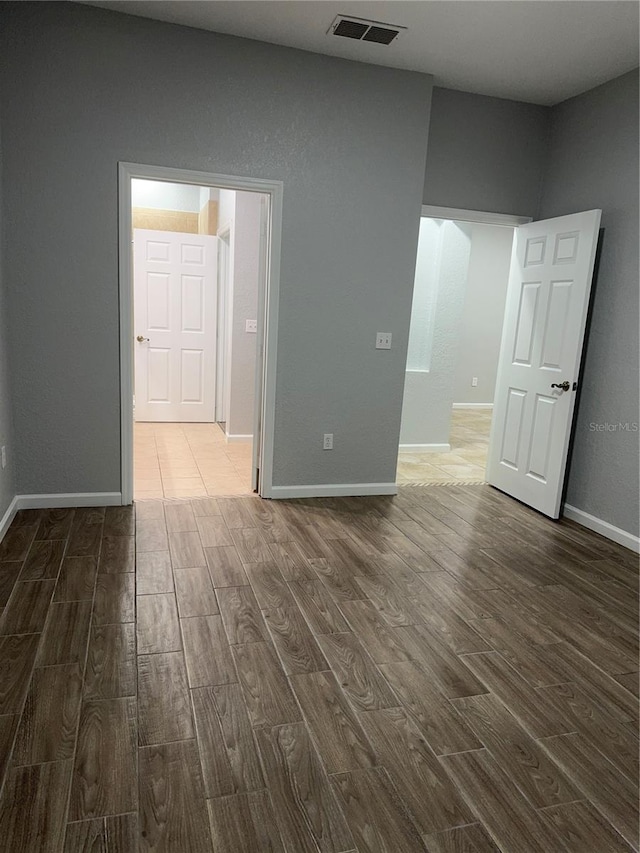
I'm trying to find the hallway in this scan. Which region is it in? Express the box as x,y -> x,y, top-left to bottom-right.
134,423 -> 252,499
397,408 -> 493,484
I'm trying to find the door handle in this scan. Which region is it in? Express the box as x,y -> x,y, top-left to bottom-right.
551,381 -> 571,392
136,335 -> 149,343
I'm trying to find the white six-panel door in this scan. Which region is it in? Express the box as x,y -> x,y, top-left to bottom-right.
486,210 -> 601,518
134,229 -> 217,422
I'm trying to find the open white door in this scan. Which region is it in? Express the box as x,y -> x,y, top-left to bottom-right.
486,209 -> 601,518
134,229 -> 217,422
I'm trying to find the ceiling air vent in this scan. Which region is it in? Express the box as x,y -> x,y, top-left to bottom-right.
328,15 -> 405,46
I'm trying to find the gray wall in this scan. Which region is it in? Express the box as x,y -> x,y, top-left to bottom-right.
0,114 -> 16,518
424,87 -> 550,217
0,2 -> 432,494
539,69 -> 639,536
227,190 -> 262,439
453,223 -> 514,405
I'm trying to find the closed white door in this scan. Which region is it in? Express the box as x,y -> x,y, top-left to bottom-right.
486,210 -> 601,518
134,229 -> 217,422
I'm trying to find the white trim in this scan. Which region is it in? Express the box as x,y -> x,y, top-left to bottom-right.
1,493 -> 122,542
399,443 -> 451,453
421,205 -> 532,227
0,496 -> 19,541
118,163 -> 283,505
452,403 -> 494,410
269,483 -> 398,499
225,434 -> 253,444
562,504 -> 639,554
16,493 -> 123,509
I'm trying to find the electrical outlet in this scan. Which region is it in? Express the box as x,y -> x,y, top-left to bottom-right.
1,446 -> 6,469
471,377 -> 478,387
323,433 -> 333,450
245,319 -> 257,333
376,332 -> 392,350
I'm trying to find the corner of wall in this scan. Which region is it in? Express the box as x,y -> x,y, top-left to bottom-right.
533,103 -> 555,221
0,100 -> 18,534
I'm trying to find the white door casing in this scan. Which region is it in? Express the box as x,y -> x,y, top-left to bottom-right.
486,209 -> 602,518
251,195 -> 270,491
134,229 -> 217,422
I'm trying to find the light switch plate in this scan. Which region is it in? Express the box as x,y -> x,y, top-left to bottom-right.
245,320 -> 257,333
376,332 -> 392,350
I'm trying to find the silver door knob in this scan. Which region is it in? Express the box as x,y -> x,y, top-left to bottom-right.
551,381 -> 570,392
136,335 -> 149,343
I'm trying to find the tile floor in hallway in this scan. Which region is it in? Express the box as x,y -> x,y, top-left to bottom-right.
397,407 -> 493,484
134,422 -> 253,499
0,487 -> 637,851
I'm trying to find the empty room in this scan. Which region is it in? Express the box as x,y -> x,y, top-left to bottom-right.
0,2 -> 638,851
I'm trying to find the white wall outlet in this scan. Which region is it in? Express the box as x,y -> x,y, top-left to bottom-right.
471,377 -> 478,387
1,446 -> 6,469
376,332 -> 392,350
245,319 -> 257,333
323,433 -> 333,450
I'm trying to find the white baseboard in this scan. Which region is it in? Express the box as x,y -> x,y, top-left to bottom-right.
399,443 -> 450,453
225,434 -> 253,444
0,495 -> 19,541
452,403 -> 494,409
562,503 -> 639,554
267,483 -> 398,499
16,492 -> 123,509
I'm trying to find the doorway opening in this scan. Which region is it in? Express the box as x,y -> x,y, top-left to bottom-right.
397,206 -> 528,486
119,164 -> 283,504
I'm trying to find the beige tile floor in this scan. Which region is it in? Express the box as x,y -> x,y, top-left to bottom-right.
135,409 -> 492,499
134,422 -> 253,499
397,407 -> 492,484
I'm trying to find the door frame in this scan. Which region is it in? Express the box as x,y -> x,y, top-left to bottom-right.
118,162 -> 284,503
399,205 -> 532,461
421,205 -> 531,227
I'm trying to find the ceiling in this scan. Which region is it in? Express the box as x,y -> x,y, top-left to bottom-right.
82,1 -> 639,105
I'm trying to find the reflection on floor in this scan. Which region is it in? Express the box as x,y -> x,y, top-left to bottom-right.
134,422 -> 253,499
397,408 -> 493,484
0,490 -> 636,851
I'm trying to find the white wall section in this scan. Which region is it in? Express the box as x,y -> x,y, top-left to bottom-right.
131,179 -> 202,211
226,191 -> 262,438
405,218 -> 442,373
400,221 -> 471,446
453,223 -> 514,405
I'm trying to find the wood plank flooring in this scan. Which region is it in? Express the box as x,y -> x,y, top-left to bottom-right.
0,487 -> 637,852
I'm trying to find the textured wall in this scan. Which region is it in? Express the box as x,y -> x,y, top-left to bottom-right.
453,223 -> 514,405
0,3 -> 432,494
539,70 -> 639,536
400,221 -> 471,446
0,113 -> 16,517
424,87 -> 550,216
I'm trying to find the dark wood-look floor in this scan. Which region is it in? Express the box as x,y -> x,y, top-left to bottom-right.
0,486 -> 637,852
